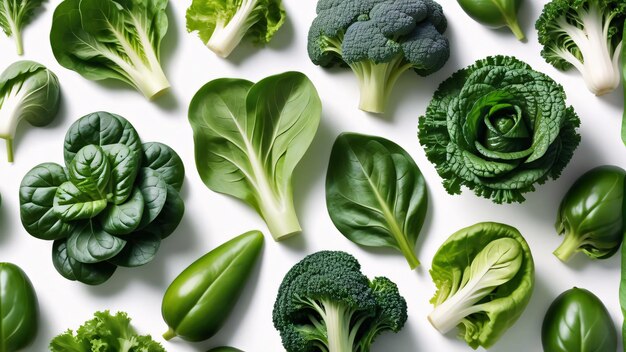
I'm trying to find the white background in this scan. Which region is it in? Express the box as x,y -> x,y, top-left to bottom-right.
1,0 -> 625,351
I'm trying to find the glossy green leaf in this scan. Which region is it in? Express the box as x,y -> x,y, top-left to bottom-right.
19,163 -> 75,240
102,144 -> 141,205
108,231 -> 161,267
0,263 -> 38,351
326,133 -> 427,270
162,230 -> 264,342
188,72 -> 321,240
542,287 -> 616,352
554,166 -> 625,261
142,142 -> 185,192
137,167 -> 168,228
622,20 -> 626,146
0,61 -> 61,162
68,145 -> 111,198
457,0 -> 524,40
99,188 -> 144,236
428,222 -> 534,349
63,111 -> 142,167
66,222 -> 127,263
52,240 -> 116,285
49,0 -> 170,99
53,182 -> 107,222
141,185 -> 184,239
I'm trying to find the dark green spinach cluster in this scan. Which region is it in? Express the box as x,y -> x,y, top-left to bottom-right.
19,112 -> 185,285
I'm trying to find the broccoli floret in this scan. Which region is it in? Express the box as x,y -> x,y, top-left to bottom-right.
272,251 -> 407,352
535,0 -> 626,96
307,0 -> 450,114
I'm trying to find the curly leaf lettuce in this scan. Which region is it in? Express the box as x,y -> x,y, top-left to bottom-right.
418,56 -> 581,204
49,310 -> 165,352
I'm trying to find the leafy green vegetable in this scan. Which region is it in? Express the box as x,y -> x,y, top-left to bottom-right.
457,0 -> 525,40
418,56 -> 581,204
308,0 -> 450,114
542,287 -> 616,352
186,0 -> 286,58
0,262 -> 38,352
188,71 -> 321,241
536,0 -> 626,96
0,0 -> 44,54
326,132 -> 427,270
49,310 -> 165,352
0,60 -> 60,162
162,231 -> 264,342
622,20 -> 626,146
554,166 -> 625,262
50,0 -> 170,99
20,111 -> 185,284
428,222 -> 534,349
273,250 -> 407,352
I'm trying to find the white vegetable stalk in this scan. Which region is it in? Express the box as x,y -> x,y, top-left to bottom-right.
255,174 -> 301,241
207,0 -> 260,58
0,85 -> 25,162
555,4 -> 622,96
428,238 -> 522,334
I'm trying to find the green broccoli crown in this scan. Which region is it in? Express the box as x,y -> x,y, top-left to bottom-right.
308,0 -> 449,76
273,251 -> 407,352
535,0 -> 626,70
272,251 -> 376,351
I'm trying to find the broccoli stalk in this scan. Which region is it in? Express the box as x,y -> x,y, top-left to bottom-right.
536,0 -> 626,96
351,56 -> 413,114
273,251 -> 407,352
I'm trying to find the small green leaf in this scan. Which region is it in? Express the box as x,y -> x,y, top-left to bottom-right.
19,163 -> 75,240
66,222 -> 126,263
108,231 -> 161,267
102,144 -> 141,205
68,145 -> 111,198
52,240 -> 117,285
137,168 -> 168,228
99,188 -> 144,236
53,182 -> 107,221
141,185 -> 184,239
142,142 -> 185,192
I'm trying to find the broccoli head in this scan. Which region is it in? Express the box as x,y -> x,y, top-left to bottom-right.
272,251 -> 407,352
307,0 -> 450,114
535,0 -> 626,95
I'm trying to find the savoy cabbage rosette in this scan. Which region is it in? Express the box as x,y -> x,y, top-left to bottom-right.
418,56 -> 581,204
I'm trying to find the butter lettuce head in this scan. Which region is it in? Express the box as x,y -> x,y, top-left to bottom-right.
418,56 -> 581,204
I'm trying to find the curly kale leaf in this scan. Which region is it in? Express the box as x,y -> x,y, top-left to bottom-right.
418,56 -> 581,204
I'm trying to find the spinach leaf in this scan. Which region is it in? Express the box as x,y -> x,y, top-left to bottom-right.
52,240 -> 116,285
53,182 -> 107,221
19,163 -> 75,240
137,167 -> 167,228
108,231 -> 160,267
142,142 -> 185,192
68,145 -> 111,198
66,222 -> 127,263
188,71 -> 321,241
326,133 -> 427,269
141,185 -> 184,239
103,144 -> 141,205
63,111 -> 142,166
99,188 -> 144,236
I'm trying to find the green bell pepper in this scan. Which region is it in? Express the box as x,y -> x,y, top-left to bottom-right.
542,287 -> 616,352
0,263 -> 38,352
207,348 -> 243,352
162,230 -> 264,342
554,165 -> 626,262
